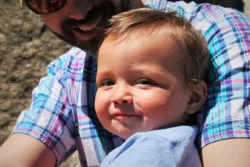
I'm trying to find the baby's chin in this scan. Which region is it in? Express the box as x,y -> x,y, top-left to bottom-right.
111,128 -> 137,139
113,130 -> 133,140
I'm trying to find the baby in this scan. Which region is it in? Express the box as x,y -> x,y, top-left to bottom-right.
95,8 -> 209,167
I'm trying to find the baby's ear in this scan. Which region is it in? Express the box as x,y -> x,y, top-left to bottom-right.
185,81 -> 207,115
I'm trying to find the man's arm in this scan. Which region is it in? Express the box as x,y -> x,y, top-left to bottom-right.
0,48 -> 87,166
202,139 -> 250,167
0,134 -> 55,167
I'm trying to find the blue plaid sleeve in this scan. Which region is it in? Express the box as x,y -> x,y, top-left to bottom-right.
12,47 -> 88,165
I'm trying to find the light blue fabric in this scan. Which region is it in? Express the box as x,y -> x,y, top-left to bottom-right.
101,126 -> 201,167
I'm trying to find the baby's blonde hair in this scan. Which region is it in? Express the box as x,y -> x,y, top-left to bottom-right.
106,8 -> 209,83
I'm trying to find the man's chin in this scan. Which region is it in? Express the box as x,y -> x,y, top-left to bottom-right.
52,30 -> 103,56
76,38 -> 103,56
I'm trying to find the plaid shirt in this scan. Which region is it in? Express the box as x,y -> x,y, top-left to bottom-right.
13,1 -> 250,166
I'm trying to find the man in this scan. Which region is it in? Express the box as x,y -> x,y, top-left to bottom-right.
0,0 -> 250,167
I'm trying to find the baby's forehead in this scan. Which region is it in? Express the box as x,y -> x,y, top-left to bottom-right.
104,26 -> 177,46
103,31 -> 187,63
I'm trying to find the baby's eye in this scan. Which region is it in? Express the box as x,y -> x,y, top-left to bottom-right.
101,80 -> 115,86
136,79 -> 155,85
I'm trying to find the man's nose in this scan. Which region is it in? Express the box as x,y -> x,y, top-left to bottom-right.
111,85 -> 133,105
65,0 -> 92,19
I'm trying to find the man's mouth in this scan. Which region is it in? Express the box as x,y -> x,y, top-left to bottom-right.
58,2 -> 114,52
76,11 -> 104,31
71,9 -> 104,41
71,1 -> 114,40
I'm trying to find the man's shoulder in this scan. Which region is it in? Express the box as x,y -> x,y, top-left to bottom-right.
46,47 -> 97,82
53,47 -> 88,69
147,1 -> 247,27
49,47 -> 96,73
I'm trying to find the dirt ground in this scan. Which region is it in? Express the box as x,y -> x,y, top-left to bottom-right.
0,3 -> 71,143
0,3 -> 78,166
0,2 -> 249,167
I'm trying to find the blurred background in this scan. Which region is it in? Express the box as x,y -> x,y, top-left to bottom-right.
0,0 -> 249,166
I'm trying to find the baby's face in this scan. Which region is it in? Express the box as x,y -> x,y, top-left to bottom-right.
95,35 -> 192,139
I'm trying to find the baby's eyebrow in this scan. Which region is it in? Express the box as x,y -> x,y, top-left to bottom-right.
96,69 -> 113,80
96,68 -> 112,75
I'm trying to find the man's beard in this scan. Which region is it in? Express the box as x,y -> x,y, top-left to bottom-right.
53,26 -> 104,56
48,2 -> 115,56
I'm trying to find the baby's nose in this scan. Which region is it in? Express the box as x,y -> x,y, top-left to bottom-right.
111,87 -> 133,105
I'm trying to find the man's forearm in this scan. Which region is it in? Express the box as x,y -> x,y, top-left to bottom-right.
201,138 -> 250,167
0,134 -> 56,167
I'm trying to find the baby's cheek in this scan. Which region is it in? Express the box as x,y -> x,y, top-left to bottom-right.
95,91 -> 107,116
